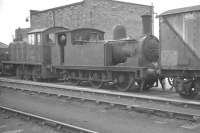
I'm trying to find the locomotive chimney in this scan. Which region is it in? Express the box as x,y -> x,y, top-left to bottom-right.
141,15 -> 152,35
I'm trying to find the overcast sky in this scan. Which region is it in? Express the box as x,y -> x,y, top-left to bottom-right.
0,0 -> 200,44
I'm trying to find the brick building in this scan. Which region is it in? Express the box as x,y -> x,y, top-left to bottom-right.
29,0 -> 153,39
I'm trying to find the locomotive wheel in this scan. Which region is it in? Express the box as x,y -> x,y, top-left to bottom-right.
177,79 -> 198,99
179,88 -> 198,99
24,74 -> 31,80
138,80 -> 154,91
16,66 -> 23,79
32,68 -> 41,82
70,71 -> 80,85
78,71 -> 89,86
129,80 -> 140,91
114,73 -> 133,92
89,72 -> 103,89
32,75 -> 39,82
70,79 -> 80,85
63,72 -> 70,82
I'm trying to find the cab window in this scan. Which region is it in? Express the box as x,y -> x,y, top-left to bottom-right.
89,33 -> 98,41
71,29 -> 104,45
72,31 -> 97,45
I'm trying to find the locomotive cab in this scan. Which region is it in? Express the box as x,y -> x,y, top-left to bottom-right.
52,28 -> 105,66
26,27 -> 68,67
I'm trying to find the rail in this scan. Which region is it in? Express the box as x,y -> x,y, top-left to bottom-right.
0,105 -> 99,133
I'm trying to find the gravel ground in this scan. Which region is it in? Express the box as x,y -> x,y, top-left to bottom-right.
0,110 -> 60,133
0,88 -> 200,133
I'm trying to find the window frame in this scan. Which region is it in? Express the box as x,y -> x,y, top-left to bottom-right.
46,33 -> 56,43
36,33 -> 41,45
28,33 -> 35,45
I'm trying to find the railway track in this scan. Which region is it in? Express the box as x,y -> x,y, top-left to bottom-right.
0,105 -> 98,133
0,77 -> 200,122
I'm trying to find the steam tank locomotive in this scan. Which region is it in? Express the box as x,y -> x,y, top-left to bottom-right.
53,15 -> 159,91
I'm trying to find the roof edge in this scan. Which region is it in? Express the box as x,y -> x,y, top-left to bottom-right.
28,26 -> 69,34
70,28 -> 105,33
111,0 -> 152,7
30,0 -> 152,16
0,42 -> 8,48
30,1 -> 84,15
159,5 -> 200,16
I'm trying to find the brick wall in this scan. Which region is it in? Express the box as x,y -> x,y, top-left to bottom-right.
30,0 -> 153,39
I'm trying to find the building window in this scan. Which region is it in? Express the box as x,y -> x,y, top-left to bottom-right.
28,34 -> 35,45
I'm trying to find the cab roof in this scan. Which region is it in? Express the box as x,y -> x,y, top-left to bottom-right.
70,28 -> 105,33
28,27 -> 68,34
